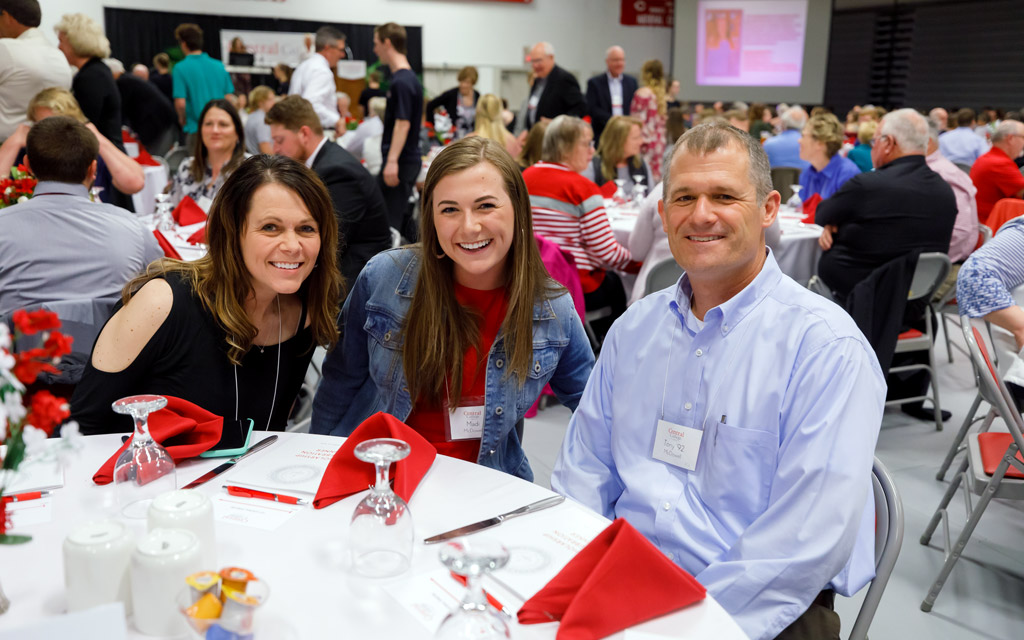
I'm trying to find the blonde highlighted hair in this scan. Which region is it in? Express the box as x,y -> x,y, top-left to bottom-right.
247,86 -> 275,114
27,87 -> 87,123
596,115 -> 642,182
54,13 -> 111,59
472,94 -> 511,147
404,136 -> 563,404
640,59 -> 667,117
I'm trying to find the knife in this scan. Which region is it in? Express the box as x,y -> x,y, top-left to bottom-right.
181,435 -> 278,490
424,495 -> 565,544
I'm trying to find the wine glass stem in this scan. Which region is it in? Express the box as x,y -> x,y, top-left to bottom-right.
373,460 -> 391,494
463,572 -> 488,608
132,410 -> 154,447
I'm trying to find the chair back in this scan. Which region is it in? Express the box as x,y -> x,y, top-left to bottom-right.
849,457 -> 904,640
906,252 -> 950,302
770,167 -> 801,202
642,258 -> 684,298
961,319 -> 1024,453
165,146 -> 190,176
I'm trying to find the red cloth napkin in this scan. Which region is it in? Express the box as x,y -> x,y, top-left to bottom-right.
599,181 -> 617,199
801,192 -> 822,224
187,225 -> 206,245
136,147 -> 160,167
518,518 -> 706,639
172,195 -> 208,226
153,229 -> 182,259
93,396 -> 223,485
313,412 -> 436,509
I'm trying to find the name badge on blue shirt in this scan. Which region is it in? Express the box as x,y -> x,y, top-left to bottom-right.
652,419 -> 703,471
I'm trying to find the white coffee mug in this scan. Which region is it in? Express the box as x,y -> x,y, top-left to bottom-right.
63,519 -> 135,614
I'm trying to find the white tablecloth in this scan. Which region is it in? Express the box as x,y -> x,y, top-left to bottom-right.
1,433 -> 748,639
130,164 -> 169,218
141,215 -> 208,262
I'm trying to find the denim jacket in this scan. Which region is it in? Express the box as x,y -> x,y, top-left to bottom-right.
311,248 -> 595,481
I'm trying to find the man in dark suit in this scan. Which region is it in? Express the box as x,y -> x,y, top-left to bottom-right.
585,46 -> 637,143
266,96 -> 392,285
522,41 -> 585,131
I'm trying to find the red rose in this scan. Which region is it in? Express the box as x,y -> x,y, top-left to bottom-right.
11,309 -> 60,335
43,331 -> 74,359
24,390 -> 70,436
12,348 -> 58,384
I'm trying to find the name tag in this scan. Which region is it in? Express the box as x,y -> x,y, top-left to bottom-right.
528,93 -> 541,111
652,419 -> 703,471
444,396 -> 485,441
611,94 -> 623,108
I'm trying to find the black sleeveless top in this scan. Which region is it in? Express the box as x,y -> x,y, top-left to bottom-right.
71,273 -> 315,435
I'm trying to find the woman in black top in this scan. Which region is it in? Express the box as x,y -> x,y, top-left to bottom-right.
425,66 -> 480,139
71,155 -> 342,434
55,14 -> 123,151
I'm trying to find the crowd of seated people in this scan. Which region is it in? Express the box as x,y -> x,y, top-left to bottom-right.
7,8 -> 1024,637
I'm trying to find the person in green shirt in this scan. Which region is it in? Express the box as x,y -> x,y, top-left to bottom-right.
172,23 -> 233,143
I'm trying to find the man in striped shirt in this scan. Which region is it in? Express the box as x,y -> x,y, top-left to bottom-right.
524,115 -> 637,340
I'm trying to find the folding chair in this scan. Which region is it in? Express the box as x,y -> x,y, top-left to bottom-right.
935,342 -> 1004,481
884,252 -> 951,431
937,224 -> 993,364
640,257 -> 683,299
848,457 -> 905,640
770,166 -> 802,202
919,319 -> 1024,612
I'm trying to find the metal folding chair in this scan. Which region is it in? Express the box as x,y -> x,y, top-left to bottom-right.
938,224 -> 993,364
884,252 -> 951,431
919,319 -> 1024,612
770,166 -> 802,202
848,457 -> 905,640
641,257 -> 683,299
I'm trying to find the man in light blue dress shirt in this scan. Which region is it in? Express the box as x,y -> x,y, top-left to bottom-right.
763,106 -> 810,170
552,122 -> 886,640
938,108 -> 989,167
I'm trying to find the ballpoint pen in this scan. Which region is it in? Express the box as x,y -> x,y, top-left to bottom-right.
450,571 -> 514,619
1,490 -> 52,503
223,485 -> 308,506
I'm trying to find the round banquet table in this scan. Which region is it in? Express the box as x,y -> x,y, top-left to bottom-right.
606,202 -> 824,288
0,432 -> 748,639
131,164 -> 170,220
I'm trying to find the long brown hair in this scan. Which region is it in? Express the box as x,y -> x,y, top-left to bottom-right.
641,59 -> 667,117
125,155 -> 341,363
597,115 -> 643,182
403,137 -> 561,403
191,99 -> 245,183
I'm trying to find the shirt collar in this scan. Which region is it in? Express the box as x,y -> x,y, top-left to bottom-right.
606,72 -> 622,83
305,137 -> 328,168
33,181 -> 89,198
670,247 -> 783,334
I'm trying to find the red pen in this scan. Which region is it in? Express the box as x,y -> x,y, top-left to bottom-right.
1,490 -> 52,503
450,571 -> 514,619
223,485 -> 308,506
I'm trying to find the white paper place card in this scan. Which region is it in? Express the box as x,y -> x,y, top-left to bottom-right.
5,456 -> 64,493
0,602 -> 127,640
383,569 -> 466,634
211,494 -> 302,531
6,497 -> 54,528
223,434 -> 342,499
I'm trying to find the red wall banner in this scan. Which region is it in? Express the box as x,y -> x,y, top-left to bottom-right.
621,0 -> 674,27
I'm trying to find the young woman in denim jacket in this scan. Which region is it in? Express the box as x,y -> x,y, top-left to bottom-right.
311,136 -> 594,480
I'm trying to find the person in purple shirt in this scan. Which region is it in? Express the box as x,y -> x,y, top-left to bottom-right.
763,106 -> 810,170
798,112 -> 860,202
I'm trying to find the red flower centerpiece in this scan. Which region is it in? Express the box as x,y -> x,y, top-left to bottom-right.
0,164 -> 36,209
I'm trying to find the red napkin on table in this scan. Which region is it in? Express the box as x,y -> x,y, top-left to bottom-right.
313,412 -> 436,509
599,181 -> 618,199
801,192 -> 822,224
92,396 -> 223,485
153,229 -> 182,259
518,518 -> 706,639
172,195 -> 208,226
135,147 -> 160,167
187,225 -> 206,245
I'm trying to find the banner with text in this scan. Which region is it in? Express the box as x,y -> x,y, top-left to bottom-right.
621,0 -> 674,27
220,29 -> 308,68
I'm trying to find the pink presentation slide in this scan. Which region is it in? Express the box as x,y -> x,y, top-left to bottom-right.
696,0 -> 808,87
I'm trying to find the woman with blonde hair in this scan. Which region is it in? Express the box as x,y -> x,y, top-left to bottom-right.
54,14 -> 122,156
245,86 -> 276,155
470,94 -> 521,157
311,136 -> 593,480
584,115 -> 650,196
72,155 -> 342,434
798,112 -> 860,204
629,59 -> 668,182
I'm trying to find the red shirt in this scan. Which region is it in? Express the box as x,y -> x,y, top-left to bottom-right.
970,146 -> 1024,225
405,284 -> 509,462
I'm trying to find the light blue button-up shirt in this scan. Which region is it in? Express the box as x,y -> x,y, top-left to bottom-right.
938,126 -> 990,167
607,72 -> 624,116
552,250 -> 885,640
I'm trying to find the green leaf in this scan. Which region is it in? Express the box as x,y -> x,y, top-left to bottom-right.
2,428 -> 25,472
0,534 -> 32,544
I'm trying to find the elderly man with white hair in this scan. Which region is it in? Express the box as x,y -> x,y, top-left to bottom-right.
585,45 -> 638,142
816,108 -> 958,423
763,105 -> 810,170
521,41 -> 585,131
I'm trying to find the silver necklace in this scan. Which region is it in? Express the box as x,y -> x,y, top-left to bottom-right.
234,295 -> 281,431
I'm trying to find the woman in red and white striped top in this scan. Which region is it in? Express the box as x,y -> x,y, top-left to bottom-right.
523,115 -> 635,340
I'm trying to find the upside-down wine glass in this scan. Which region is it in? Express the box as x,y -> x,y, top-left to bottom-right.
612,178 -> 627,203
435,538 -> 511,640
785,184 -> 803,212
112,395 -> 176,518
350,438 -> 414,578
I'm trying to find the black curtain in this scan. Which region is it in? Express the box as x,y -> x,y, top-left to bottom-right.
103,8 -> 422,75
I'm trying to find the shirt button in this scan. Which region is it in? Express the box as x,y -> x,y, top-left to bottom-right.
695,348 -> 703,357
663,502 -> 671,511
495,359 -> 504,368
723,324 -> 729,332
684,402 -> 692,410
495,406 -> 503,415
